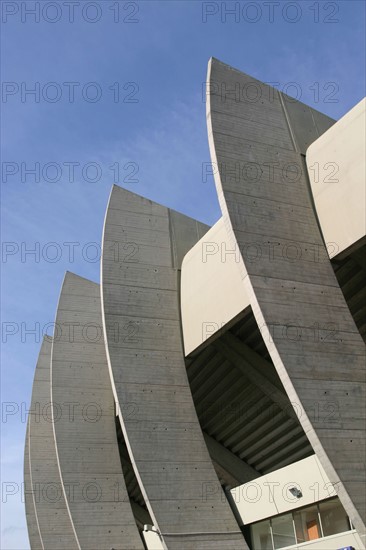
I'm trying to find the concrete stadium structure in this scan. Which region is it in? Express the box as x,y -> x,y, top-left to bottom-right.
24,59 -> 365,550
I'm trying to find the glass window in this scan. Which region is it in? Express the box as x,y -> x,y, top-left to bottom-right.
319,498 -> 351,536
271,513 -> 296,549
294,504 -> 321,542
251,519 -> 273,550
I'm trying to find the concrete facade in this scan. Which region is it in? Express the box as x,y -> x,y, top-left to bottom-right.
206,57 -> 366,544
27,337 -> 78,550
25,59 -> 365,550
51,272 -> 143,550
101,186 -> 247,549
24,424 -> 43,550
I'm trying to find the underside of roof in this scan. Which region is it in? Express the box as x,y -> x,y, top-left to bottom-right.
186,309 -> 314,490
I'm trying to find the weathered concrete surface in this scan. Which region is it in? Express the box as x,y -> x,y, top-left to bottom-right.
24,422 -> 43,550
27,337 -> 78,550
207,57 -> 366,544
51,272 -> 143,550
101,186 -> 247,549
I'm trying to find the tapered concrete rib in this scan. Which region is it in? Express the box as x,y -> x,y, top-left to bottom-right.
26,337 -> 78,550
101,186 -> 247,550
24,422 -> 42,550
51,272 -> 143,550
207,58 -> 366,542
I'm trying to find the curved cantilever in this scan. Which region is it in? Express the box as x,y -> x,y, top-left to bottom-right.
24,423 -> 42,550
26,337 -> 78,550
101,186 -> 248,549
207,57 -> 366,541
51,272 -> 143,550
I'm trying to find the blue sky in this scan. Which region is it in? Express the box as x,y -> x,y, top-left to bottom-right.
1,1 -> 365,548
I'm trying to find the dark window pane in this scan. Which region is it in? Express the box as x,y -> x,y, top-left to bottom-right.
319,498 -> 350,536
251,519 -> 273,550
272,513 -> 296,549
294,505 -> 321,543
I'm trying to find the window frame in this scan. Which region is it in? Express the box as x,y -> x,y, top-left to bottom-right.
249,497 -> 352,550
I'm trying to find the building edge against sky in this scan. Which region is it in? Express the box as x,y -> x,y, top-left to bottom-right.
24,59 -> 366,550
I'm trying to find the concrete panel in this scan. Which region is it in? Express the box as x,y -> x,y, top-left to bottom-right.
181,218 -> 250,355
51,272 -> 143,550
27,337 -> 78,550
281,94 -> 334,154
101,186 -> 248,549
307,97 -> 366,257
169,209 -> 209,269
230,455 -> 336,525
207,57 -> 366,545
24,422 -> 42,550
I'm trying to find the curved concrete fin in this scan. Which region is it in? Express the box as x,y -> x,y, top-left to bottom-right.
27,337 -> 78,550
101,185 -> 248,549
207,57 -> 366,540
51,271 -> 143,550
24,421 -> 43,550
